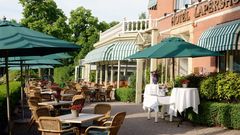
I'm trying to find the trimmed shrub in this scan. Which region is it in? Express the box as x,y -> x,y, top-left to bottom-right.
128,73 -> 136,89
186,101 -> 240,129
200,76 -> 218,100
54,66 -> 74,84
0,81 -> 21,131
216,72 -> 240,101
89,71 -> 96,82
115,87 -> 135,102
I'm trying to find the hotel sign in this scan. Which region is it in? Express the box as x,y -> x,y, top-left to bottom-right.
171,11 -> 191,26
195,0 -> 240,18
171,0 -> 240,26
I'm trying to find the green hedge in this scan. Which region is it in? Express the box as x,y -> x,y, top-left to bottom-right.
200,72 -> 240,102
0,81 -> 21,131
115,88 -> 135,102
186,101 -> 240,129
54,65 -> 74,84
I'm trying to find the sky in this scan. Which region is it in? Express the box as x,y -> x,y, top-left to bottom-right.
0,0 -> 149,23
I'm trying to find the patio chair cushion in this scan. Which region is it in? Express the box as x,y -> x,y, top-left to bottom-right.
87,129 -> 109,135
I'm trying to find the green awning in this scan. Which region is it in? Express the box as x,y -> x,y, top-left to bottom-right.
148,0 -> 157,9
198,20 -> 240,51
110,40 -> 138,60
83,44 -> 114,64
84,40 -> 138,64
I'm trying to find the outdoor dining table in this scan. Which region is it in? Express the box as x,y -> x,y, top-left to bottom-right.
143,84 -> 172,122
57,113 -> 104,132
169,87 -> 200,117
57,113 -> 104,124
38,100 -> 73,106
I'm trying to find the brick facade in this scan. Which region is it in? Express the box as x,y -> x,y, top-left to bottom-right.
149,0 -> 240,73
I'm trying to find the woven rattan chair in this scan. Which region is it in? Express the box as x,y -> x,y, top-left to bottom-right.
84,112 -> 126,135
99,85 -> 113,102
38,117 -> 79,135
33,107 -> 51,129
93,104 -> 112,126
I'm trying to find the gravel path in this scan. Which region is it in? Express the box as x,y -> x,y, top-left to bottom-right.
12,102 -> 240,135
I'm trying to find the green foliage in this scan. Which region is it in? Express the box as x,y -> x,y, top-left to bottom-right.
200,76 -> 218,100
53,66 -> 74,84
199,72 -> 240,102
185,74 -> 205,88
0,81 -> 21,130
89,71 -> 96,82
186,101 -> 240,129
174,76 -> 185,87
216,72 -> 240,101
128,73 -> 136,89
20,0 -> 71,40
174,74 -> 205,88
0,70 -> 21,84
115,88 -> 135,102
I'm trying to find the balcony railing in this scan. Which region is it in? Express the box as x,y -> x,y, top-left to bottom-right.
99,19 -> 158,41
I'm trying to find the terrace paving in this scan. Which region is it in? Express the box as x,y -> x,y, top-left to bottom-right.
12,102 -> 240,135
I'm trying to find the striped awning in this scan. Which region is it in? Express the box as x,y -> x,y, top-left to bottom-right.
148,0 -> 157,9
109,40 -> 138,61
83,40 -> 138,64
198,20 -> 240,51
83,44 -> 114,64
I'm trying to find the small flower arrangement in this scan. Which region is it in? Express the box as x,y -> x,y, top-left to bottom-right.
70,105 -> 82,111
180,79 -> 190,84
53,88 -> 62,102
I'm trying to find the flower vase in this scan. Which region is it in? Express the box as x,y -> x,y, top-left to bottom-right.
55,98 -> 60,103
71,110 -> 79,117
182,84 -> 188,88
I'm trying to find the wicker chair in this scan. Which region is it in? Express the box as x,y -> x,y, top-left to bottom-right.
72,97 -> 85,113
84,112 -> 126,135
34,107 -> 51,124
93,104 -> 112,126
62,89 -> 77,101
99,85 -> 113,102
38,117 -> 79,135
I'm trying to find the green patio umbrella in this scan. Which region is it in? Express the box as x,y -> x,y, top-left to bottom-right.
0,19 -> 80,134
127,37 -> 221,59
127,37 -> 222,81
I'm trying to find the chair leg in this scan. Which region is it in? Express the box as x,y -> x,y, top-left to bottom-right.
28,116 -> 35,131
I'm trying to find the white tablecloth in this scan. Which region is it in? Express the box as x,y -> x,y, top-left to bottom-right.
143,84 -> 169,112
169,88 -> 200,116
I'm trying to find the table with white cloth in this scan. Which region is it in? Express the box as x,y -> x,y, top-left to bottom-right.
143,84 -> 172,122
169,87 -> 200,117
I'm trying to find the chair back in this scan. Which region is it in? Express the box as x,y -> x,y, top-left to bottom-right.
109,112 -> 126,135
94,104 -> 111,116
28,99 -> 40,110
62,89 -> 77,101
34,107 -> 51,123
72,97 -> 85,112
38,117 -> 62,135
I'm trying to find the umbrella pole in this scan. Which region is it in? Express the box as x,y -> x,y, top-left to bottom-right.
20,61 -> 25,119
5,56 -> 11,135
172,58 -> 175,81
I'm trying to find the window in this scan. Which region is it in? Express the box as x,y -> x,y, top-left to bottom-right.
175,0 -> 192,9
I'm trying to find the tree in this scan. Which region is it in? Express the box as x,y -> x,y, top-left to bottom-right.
69,7 -> 115,63
19,0 -> 71,40
139,12 -> 147,19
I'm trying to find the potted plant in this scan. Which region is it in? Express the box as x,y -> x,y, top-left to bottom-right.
70,105 -> 82,117
52,88 -> 62,103
180,79 -> 190,88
